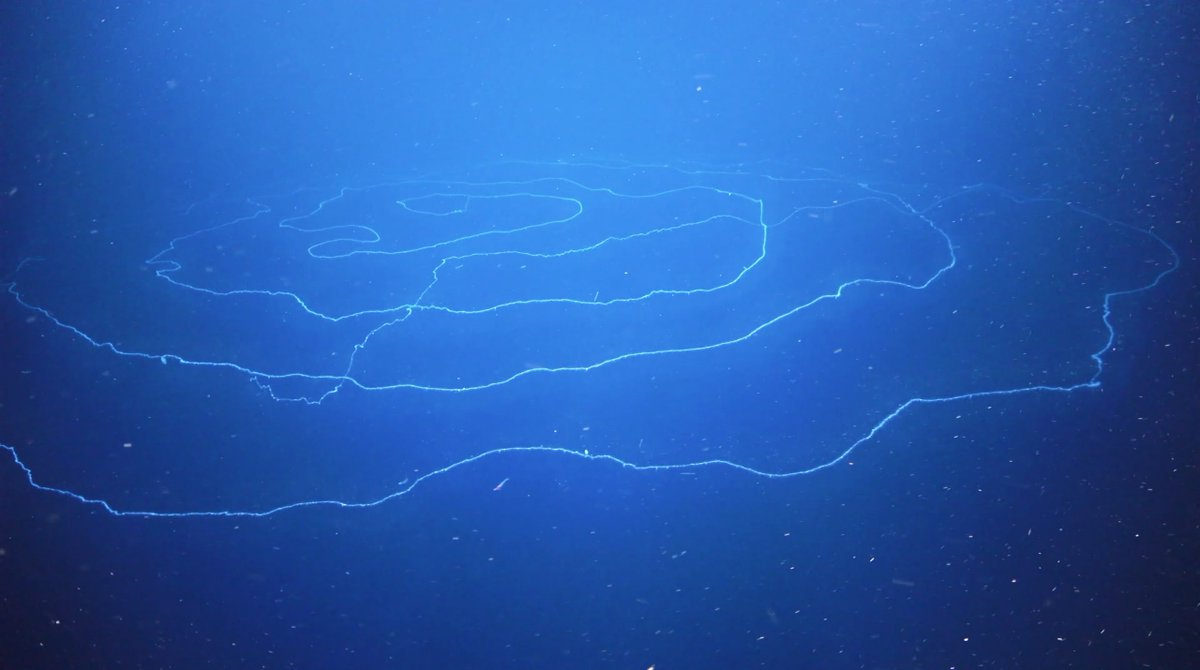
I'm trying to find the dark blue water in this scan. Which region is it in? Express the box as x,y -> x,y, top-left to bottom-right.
2,3 -> 1197,668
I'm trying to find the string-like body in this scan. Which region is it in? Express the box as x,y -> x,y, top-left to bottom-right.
1,161 -> 1179,518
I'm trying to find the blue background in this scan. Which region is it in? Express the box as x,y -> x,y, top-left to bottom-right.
2,2 -> 1198,668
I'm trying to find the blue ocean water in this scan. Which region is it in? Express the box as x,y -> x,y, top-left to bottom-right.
2,2 -> 1197,669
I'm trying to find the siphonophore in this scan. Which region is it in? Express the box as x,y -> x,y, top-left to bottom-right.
0,161 -> 1180,518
